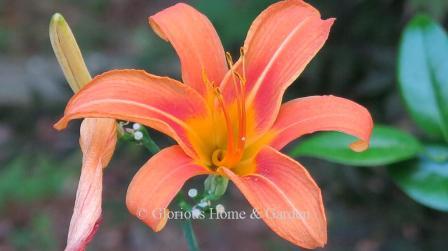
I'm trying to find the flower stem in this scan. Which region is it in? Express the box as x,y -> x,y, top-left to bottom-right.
139,126 -> 160,154
182,219 -> 200,251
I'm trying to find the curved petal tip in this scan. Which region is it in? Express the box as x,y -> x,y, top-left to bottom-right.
54,118 -> 68,130
350,140 -> 369,152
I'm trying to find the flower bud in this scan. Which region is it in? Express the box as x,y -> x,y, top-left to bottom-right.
204,175 -> 228,200
49,13 -> 91,93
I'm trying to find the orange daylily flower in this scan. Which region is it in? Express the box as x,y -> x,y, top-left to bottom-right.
50,14 -> 117,251
54,0 -> 373,249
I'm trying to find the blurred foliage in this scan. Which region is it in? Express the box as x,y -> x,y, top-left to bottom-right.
410,0 -> 448,20
390,145 -> 448,212
0,153 -> 79,250
0,155 -> 75,210
10,213 -> 58,251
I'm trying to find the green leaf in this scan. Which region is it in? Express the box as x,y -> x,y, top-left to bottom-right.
398,15 -> 448,141
290,125 -> 422,166
389,145 -> 448,212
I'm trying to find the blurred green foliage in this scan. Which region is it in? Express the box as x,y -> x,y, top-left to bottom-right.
410,0 -> 448,20
0,153 -> 79,250
0,155 -> 74,210
390,145 -> 448,211
10,213 -> 58,250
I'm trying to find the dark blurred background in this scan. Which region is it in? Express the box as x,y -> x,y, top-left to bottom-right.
1,0 -> 448,250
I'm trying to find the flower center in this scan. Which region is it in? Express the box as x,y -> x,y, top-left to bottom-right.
203,48 -> 248,168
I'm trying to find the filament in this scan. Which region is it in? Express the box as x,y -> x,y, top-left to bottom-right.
214,87 -> 235,163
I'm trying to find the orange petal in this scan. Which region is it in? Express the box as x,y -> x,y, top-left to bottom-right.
150,3 -> 227,96
222,0 -> 334,136
220,146 -> 327,249
65,118 -> 117,251
54,69 -> 209,158
270,95 -> 373,151
126,146 -> 209,231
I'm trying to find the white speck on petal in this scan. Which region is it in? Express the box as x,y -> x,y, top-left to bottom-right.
134,131 -> 143,140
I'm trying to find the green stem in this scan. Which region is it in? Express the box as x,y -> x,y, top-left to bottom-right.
176,192 -> 201,251
182,219 -> 200,251
140,127 -> 160,154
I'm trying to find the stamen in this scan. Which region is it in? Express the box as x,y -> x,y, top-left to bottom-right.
240,47 -> 247,81
225,52 -> 242,126
234,48 -> 248,159
202,68 -> 220,146
223,50 -> 248,165
225,52 -> 244,157
234,71 -> 247,155
202,68 -> 215,89
214,87 -> 235,161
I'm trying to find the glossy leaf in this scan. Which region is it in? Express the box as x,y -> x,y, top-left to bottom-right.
389,145 -> 448,212
398,15 -> 448,141
290,125 -> 421,166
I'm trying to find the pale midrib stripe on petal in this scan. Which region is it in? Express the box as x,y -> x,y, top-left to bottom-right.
275,114 -> 366,137
245,17 -> 312,105
70,98 -> 206,151
250,172 -> 321,243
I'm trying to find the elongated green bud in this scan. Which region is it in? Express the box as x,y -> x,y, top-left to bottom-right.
204,175 -> 229,199
49,13 -> 91,92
